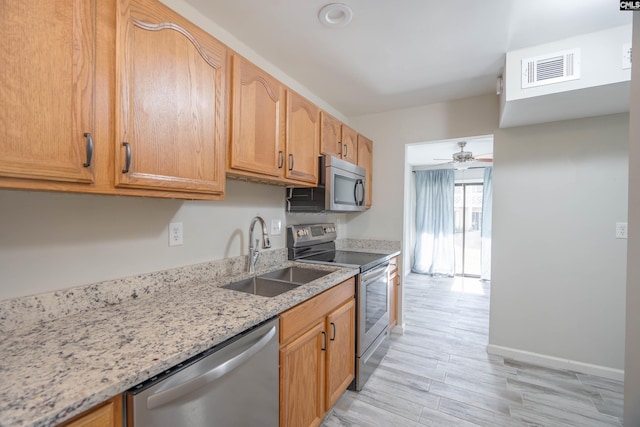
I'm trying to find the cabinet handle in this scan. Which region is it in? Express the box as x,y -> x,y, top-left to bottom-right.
82,133 -> 93,168
343,144 -> 348,157
321,331 -> 327,351
278,151 -> 284,169
288,154 -> 294,171
330,322 -> 336,341
122,142 -> 131,173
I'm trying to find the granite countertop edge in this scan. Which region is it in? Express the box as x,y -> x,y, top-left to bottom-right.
0,246 -> 401,427
0,263 -> 361,427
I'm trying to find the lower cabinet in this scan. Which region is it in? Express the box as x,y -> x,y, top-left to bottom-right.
58,395 -> 122,427
279,278 -> 355,427
325,299 -> 356,409
280,320 -> 326,427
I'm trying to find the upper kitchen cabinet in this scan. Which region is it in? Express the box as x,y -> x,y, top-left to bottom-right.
285,91 -> 320,185
0,0 -> 96,185
357,134 -> 373,208
115,0 -> 227,198
228,55 -> 286,180
340,126 -> 358,164
320,112 -> 357,164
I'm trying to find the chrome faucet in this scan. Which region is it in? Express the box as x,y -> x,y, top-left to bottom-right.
248,216 -> 271,274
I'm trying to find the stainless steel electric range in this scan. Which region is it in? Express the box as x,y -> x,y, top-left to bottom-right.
287,223 -> 393,391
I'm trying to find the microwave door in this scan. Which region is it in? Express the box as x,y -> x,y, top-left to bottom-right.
327,168 -> 365,211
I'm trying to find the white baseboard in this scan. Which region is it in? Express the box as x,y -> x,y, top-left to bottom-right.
487,344 -> 624,381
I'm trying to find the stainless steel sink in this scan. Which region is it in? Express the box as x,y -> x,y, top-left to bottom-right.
222,267 -> 331,297
221,277 -> 300,297
259,266 -> 331,284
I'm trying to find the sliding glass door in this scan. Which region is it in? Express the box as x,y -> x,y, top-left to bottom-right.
454,183 -> 483,277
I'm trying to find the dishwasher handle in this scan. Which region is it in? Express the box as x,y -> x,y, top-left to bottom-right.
146,325 -> 277,410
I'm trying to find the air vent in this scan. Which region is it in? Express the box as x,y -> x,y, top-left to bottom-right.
521,49 -> 580,89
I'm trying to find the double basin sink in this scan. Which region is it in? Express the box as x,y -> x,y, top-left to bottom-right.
221,266 -> 331,297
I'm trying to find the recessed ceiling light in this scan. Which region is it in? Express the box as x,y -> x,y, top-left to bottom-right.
318,3 -> 353,28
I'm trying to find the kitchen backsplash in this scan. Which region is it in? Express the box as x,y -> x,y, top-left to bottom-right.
0,239 -> 400,334
336,238 -> 401,251
0,249 -> 288,334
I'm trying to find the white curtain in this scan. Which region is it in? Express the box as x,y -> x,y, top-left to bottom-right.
412,169 -> 455,276
481,167 -> 493,281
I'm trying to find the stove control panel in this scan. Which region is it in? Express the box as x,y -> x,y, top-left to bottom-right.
287,223 -> 337,248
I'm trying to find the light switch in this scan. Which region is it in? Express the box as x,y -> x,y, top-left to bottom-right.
616,222 -> 628,239
623,43 -> 632,70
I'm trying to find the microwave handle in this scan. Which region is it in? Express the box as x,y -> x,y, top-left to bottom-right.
355,179 -> 365,206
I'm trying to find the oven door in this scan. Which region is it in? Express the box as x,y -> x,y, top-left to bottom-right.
357,262 -> 390,355
324,157 -> 366,212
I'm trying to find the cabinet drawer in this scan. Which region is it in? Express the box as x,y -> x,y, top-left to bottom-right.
280,277 -> 355,344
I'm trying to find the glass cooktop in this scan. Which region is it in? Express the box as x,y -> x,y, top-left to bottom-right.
298,250 -> 388,271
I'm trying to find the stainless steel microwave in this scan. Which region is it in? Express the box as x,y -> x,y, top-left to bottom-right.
286,156 -> 366,212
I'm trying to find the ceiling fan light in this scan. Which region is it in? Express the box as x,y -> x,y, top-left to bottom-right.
318,3 -> 353,28
454,161 -> 474,170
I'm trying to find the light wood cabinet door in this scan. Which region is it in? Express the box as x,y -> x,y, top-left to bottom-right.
319,112 -> 342,158
59,395 -> 122,427
340,125 -> 358,164
115,0 -> 226,196
280,321 -> 325,427
0,0 -> 96,184
285,91 -> 319,184
357,134 -> 373,208
326,298 -> 355,409
229,55 -> 285,178
320,113 -> 358,164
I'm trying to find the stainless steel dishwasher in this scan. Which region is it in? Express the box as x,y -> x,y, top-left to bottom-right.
126,318 -> 279,427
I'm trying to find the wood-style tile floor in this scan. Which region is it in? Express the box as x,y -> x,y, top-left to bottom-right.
322,274 -> 624,426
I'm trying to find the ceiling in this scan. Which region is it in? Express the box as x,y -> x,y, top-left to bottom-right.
184,0 -> 631,117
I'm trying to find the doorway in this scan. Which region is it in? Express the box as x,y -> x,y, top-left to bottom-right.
454,183 -> 483,277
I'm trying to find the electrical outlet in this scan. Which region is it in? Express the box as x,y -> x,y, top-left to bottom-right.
616,222 -> 628,239
271,219 -> 282,236
169,222 -> 183,246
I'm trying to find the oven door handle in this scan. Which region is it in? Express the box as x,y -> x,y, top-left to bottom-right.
361,262 -> 390,283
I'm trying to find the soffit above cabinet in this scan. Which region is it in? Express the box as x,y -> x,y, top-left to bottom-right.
500,25 -> 632,128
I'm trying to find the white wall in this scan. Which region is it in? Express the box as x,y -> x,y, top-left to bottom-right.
348,94 -> 500,274
500,25 -> 632,128
504,25 -> 631,102
0,181 -> 291,300
623,11 -> 640,426
489,113 -> 629,375
346,95 -> 498,332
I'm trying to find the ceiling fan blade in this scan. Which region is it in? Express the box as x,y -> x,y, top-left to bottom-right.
475,158 -> 493,162
474,153 -> 493,160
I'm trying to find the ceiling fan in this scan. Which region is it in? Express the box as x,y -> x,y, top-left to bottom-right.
435,141 -> 493,170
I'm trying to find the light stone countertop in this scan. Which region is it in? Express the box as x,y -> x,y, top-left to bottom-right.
0,261 -> 358,427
